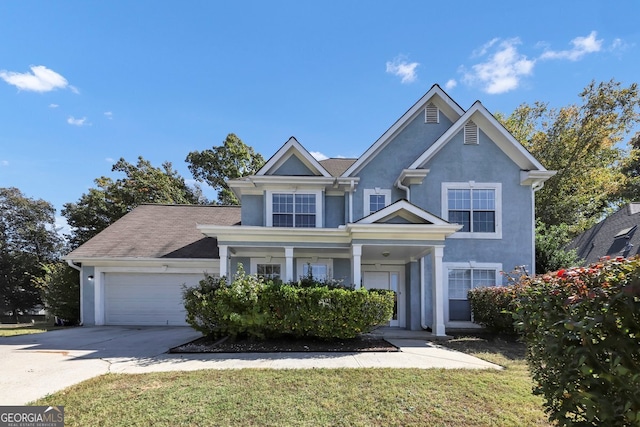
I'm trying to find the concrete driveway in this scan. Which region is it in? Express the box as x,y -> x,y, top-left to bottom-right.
0,326 -> 202,405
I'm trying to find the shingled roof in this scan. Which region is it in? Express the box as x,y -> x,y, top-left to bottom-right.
567,203 -> 640,265
66,204 -> 241,260
318,158 -> 357,177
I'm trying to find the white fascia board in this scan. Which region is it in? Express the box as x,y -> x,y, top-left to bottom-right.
398,168 -> 430,186
347,223 -> 462,241
343,85 -> 465,177
257,137 -> 332,177
358,200 -> 449,225
249,175 -> 336,187
64,257 -> 218,269
520,170 -> 557,186
198,225 -> 351,244
408,102 -> 548,171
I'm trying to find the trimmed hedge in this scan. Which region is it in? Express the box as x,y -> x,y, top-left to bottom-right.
468,285 -> 520,335
183,269 -> 394,340
515,256 -> 640,426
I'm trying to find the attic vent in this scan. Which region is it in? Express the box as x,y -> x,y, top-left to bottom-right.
464,120 -> 478,145
425,103 -> 439,124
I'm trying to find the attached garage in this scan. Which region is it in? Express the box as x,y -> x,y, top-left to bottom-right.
104,273 -> 204,326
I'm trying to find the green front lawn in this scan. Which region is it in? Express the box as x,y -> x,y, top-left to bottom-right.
34,334 -> 550,426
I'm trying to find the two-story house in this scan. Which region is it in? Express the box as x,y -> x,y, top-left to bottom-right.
65,84 -> 555,336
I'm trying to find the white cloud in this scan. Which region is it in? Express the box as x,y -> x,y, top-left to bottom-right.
49,103 -> 59,108
0,65 -> 75,93
462,38 -> 535,94
445,79 -> 457,90
105,157 -> 115,163
539,31 -> 602,61
104,111 -> 113,119
310,151 -> 329,161
67,116 -> 91,126
385,56 -> 419,84
1,160 -> 8,166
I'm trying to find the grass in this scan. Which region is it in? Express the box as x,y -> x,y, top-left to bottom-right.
0,322 -> 64,337
34,334 -> 551,426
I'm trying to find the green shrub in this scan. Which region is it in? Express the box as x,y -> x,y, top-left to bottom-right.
183,270 -> 395,340
515,256 -> 640,426
468,285 -> 520,335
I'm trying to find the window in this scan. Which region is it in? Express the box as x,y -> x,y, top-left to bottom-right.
425,103 -> 439,124
464,120 -> 478,145
270,192 -> 318,227
257,264 -> 281,280
442,183 -> 502,239
296,259 -> 334,282
363,189 -> 391,216
446,264 -> 500,322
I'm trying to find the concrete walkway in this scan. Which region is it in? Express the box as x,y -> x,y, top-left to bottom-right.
0,326 -> 501,405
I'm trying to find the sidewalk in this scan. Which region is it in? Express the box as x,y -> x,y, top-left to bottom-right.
108,338 -> 502,374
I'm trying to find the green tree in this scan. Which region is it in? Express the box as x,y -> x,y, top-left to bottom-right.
617,132 -> 640,201
186,133 -> 265,205
498,80 -> 640,233
62,156 -> 205,249
534,221 -> 583,274
33,262 -> 80,324
0,188 -> 61,320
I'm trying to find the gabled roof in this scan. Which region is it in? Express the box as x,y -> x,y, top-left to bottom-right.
342,84 -> 465,177
256,136 -> 332,177
407,101 -> 548,171
65,204 -> 241,260
568,203 -> 640,265
356,199 -> 452,225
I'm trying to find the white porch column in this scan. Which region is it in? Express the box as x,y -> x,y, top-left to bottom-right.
352,244 -> 362,289
94,271 -> 105,326
431,245 -> 446,336
285,247 -> 294,282
219,245 -> 228,279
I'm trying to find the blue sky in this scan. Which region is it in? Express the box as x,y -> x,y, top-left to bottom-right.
1,1 -> 639,232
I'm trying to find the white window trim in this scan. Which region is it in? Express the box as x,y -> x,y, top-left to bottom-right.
441,182 -> 502,239
266,190 -> 323,227
443,262 -> 502,327
363,188 -> 392,216
250,257 -> 285,279
296,258 -> 334,281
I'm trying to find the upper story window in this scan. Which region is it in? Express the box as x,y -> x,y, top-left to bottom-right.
267,191 -> 322,227
363,188 -> 391,216
442,183 -> 502,239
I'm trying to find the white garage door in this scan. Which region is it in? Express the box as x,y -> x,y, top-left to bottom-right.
104,273 -> 204,326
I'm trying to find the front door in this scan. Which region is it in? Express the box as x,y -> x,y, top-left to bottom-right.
362,270 -> 404,327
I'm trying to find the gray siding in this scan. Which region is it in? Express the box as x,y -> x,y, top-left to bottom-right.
81,266 -> 95,326
354,113 -> 454,220
273,155 -> 316,176
241,195 -> 263,226
325,195 -> 345,228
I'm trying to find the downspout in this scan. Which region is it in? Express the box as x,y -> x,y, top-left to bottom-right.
395,176 -> 410,202
66,260 -> 83,326
530,180 -> 544,276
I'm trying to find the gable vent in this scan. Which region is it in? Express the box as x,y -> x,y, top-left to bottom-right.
425,103 -> 439,124
464,120 -> 478,145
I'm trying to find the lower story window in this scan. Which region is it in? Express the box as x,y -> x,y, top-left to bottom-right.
301,263 -> 329,281
448,268 -> 497,321
257,264 -> 281,280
